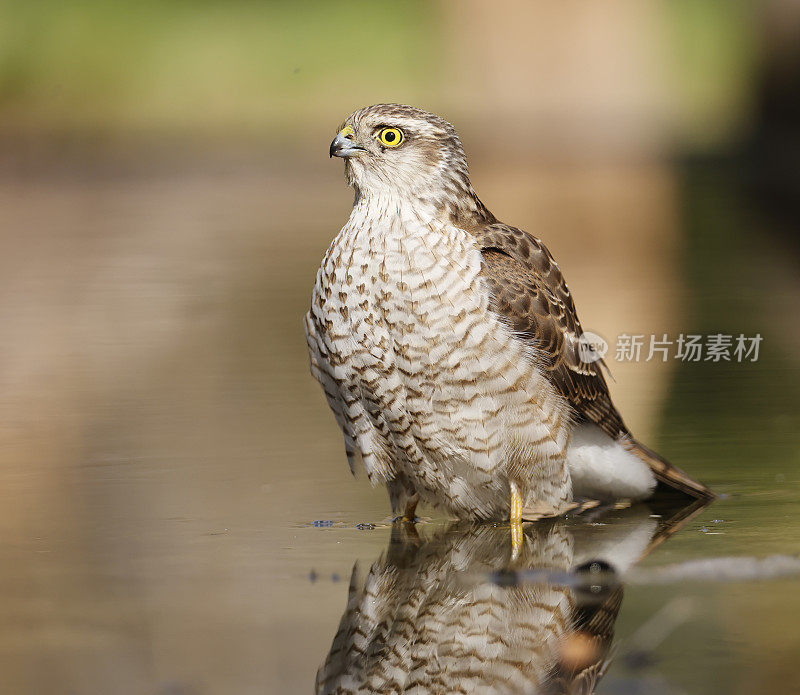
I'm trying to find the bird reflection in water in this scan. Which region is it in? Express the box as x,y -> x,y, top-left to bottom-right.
316,500 -> 708,695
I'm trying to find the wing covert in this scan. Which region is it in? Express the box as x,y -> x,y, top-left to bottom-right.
475,223 -> 628,439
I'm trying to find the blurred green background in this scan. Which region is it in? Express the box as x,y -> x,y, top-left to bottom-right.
0,0 -> 439,134
0,1 -> 799,694
0,0 -> 766,141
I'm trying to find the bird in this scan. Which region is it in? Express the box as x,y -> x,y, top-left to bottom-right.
305,103 -> 713,526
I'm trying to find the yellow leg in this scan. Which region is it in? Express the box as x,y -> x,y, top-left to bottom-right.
510,482 -> 523,523
510,482 -> 524,560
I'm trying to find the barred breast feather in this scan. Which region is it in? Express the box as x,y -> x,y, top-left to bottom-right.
305,195 -> 573,519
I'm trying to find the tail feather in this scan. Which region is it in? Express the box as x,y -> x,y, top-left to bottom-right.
623,438 -> 715,500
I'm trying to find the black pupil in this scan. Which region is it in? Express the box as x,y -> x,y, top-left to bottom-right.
384,130 -> 396,142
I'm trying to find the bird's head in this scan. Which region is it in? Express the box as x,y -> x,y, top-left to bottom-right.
329,104 -> 490,222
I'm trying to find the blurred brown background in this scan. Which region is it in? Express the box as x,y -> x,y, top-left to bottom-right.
1,1 -> 799,693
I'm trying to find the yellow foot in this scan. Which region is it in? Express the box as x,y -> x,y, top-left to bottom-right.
510,482 -> 524,561
519,499 -> 602,522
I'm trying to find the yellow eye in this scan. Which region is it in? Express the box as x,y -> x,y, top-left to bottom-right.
377,127 -> 404,148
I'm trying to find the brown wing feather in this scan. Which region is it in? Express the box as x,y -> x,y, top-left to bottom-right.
473,223 -> 714,500
477,223 -> 627,439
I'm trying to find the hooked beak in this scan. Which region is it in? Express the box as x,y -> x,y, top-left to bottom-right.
329,126 -> 366,159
